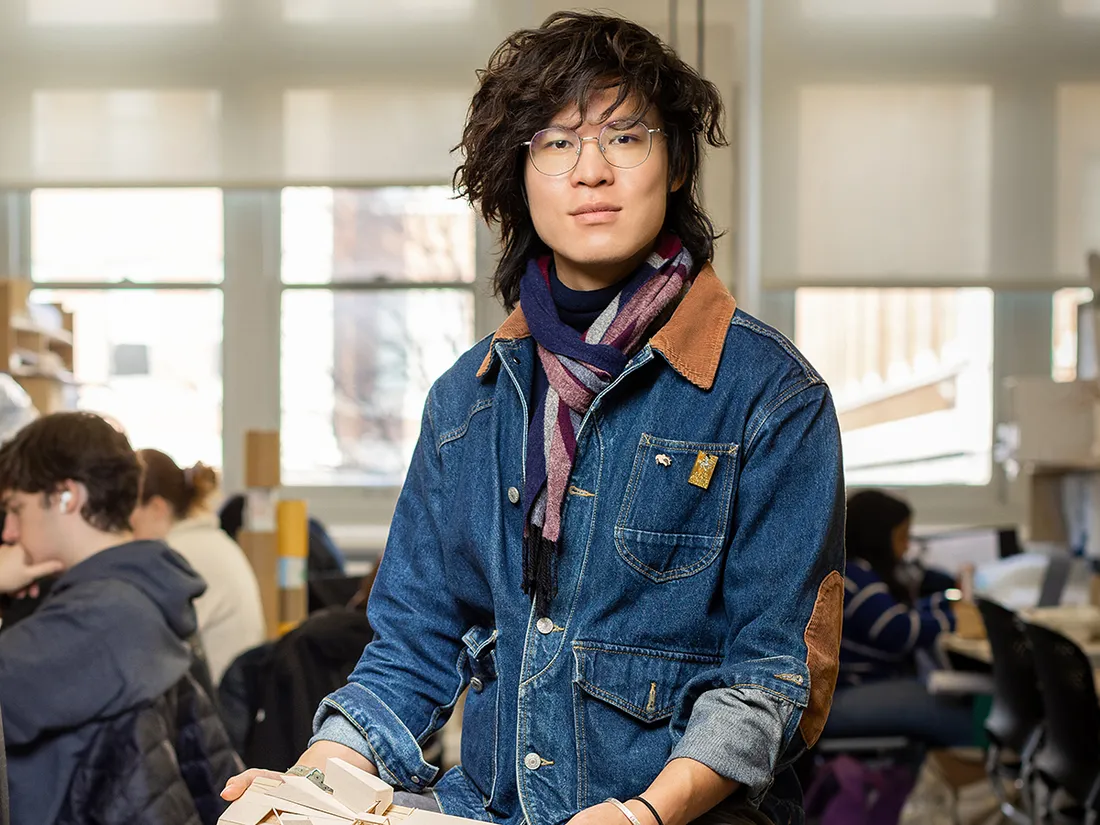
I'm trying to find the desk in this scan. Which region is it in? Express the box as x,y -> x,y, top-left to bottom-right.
940,632 -> 1100,666
939,634 -> 994,665
939,632 -> 1100,691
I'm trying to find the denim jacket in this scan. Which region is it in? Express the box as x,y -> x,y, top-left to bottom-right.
313,266 -> 846,825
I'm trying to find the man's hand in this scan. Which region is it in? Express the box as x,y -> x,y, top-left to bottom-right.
0,544 -> 61,596
568,800 -> 657,825
221,740 -> 376,801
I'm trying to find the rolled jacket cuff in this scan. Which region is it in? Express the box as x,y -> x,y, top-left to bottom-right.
311,713 -> 375,763
669,686 -> 797,805
312,682 -> 439,792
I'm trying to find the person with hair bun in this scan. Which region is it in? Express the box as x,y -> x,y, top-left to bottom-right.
132,448 -> 265,684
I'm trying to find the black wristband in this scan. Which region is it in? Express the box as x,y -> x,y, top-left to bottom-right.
629,796 -> 665,825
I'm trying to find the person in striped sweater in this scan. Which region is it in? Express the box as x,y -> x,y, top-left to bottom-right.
823,490 -> 973,747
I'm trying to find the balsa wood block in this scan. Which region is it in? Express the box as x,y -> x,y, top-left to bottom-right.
266,776 -> 357,819
218,785 -> 345,825
354,814 -> 389,825
272,813 -> 347,825
219,788 -> 275,825
326,757 -> 394,814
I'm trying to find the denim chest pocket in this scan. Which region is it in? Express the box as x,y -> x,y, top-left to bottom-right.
460,625 -> 499,806
572,641 -> 721,809
614,434 -> 739,582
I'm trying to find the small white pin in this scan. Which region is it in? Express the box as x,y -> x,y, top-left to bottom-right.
655,454 -> 672,467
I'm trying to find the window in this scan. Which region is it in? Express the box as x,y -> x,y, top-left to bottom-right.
31,188 -> 223,283
280,187 -> 476,487
283,0 -> 475,23
1057,85 -> 1100,277
802,0 -> 994,17
1054,287 -> 1095,382
796,85 -> 991,281
1063,0 -> 1100,16
796,287 -> 994,486
32,92 -> 222,183
30,189 -> 224,465
27,0 -> 220,25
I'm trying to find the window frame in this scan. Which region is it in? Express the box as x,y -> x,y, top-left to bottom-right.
3,187 -> 503,539
743,0 -> 1097,527
227,189 -> 503,531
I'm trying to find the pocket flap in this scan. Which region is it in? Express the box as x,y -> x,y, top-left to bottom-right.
573,641 -> 720,724
462,625 -> 499,681
462,625 -> 498,658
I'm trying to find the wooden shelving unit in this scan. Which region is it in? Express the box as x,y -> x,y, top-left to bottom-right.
0,279 -> 75,414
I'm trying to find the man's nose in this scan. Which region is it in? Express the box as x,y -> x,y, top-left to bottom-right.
571,136 -> 613,185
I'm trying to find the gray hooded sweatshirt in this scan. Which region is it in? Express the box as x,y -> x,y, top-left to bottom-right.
0,540 -> 206,824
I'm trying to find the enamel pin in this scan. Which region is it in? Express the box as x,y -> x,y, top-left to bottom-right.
688,451 -> 718,490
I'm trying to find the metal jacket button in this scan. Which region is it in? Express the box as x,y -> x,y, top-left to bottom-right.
524,752 -> 541,771
470,677 -> 484,693
536,617 -> 554,635
507,486 -> 520,505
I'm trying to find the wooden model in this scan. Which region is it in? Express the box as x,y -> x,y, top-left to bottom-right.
218,758 -> 481,825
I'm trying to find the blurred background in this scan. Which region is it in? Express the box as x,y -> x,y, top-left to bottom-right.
0,0 -> 1096,561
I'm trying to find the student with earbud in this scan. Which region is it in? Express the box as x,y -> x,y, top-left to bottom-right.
0,411 -> 236,825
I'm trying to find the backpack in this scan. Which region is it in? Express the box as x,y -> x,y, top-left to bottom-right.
804,755 -> 914,825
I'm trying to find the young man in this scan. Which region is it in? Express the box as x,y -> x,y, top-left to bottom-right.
226,12 -> 844,825
0,412 -> 208,824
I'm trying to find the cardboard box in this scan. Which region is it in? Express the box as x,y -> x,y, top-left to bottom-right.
245,430 -> 281,489
238,529 -> 280,640
1004,377 -> 1100,466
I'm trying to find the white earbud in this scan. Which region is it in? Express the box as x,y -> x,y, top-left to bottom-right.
59,491 -> 73,513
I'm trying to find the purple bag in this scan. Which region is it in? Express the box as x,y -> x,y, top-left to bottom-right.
804,755 -> 914,825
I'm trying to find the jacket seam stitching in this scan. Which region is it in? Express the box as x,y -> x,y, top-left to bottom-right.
438,397 -> 494,449
572,642 -> 722,665
730,313 -> 821,380
745,380 -> 821,453
724,682 -> 809,707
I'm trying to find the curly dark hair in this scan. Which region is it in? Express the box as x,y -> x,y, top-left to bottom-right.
454,10 -> 727,311
0,411 -> 140,533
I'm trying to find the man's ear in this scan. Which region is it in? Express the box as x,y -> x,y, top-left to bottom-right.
669,161 -> 687,194
57,480 -> 89,515
670,164 -> 687,193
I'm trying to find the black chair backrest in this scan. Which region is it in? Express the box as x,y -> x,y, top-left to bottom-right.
1024,621 -> 1100,800
977,597 -> 1044,751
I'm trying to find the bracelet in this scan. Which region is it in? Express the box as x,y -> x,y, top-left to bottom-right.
606,798 -> 643,825
629,796 -> 666,825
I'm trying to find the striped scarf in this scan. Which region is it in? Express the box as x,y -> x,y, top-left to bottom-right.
519,232 -> 695,612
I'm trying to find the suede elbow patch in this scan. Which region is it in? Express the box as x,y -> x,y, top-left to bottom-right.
799,570 -> 844,747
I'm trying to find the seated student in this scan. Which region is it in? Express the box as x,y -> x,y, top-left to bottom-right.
0,412 -> 219,824
824,489 -> 972,747
132,449 -> 266,684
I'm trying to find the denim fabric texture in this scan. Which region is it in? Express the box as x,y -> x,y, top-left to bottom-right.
311,267 -> 846,825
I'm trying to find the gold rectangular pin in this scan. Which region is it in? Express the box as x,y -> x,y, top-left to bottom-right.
688,451 -> 718,490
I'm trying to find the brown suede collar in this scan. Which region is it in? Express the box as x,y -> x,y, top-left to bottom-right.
475,263 -> 736,391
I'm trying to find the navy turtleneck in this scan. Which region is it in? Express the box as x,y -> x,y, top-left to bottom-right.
550,264 -> 639,333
